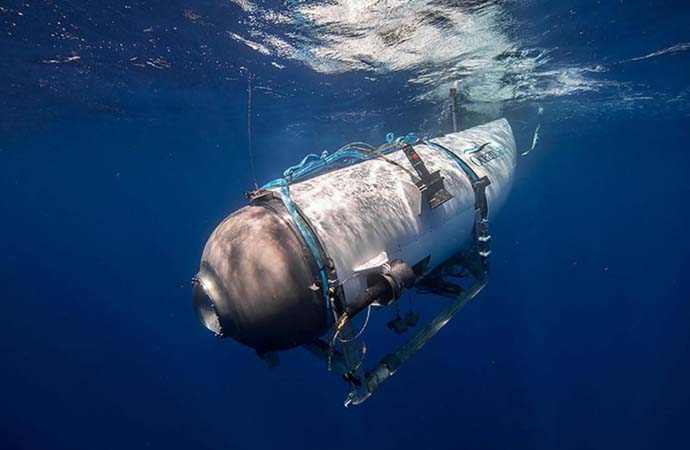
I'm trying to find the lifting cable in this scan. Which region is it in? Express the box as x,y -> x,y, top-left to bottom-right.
247,74 -> 259,191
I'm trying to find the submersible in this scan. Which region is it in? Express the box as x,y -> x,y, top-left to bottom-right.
193,119 -> 516,405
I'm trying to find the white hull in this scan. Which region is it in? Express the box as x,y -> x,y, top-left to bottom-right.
281,119 -> 517,307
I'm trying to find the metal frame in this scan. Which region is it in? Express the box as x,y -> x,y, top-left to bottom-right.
304,251 -> 488,407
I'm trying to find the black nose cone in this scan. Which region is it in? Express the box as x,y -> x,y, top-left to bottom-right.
193,202 -> 329,352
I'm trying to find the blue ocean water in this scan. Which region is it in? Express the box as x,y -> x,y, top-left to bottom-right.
2,1 -> 690,449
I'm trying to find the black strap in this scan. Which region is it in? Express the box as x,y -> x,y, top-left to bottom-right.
422,140 -> 491,274
472,176 -> 491,273
401,144 -> 454,209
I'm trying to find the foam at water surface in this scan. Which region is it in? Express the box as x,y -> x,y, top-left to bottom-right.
230,0 -> 606,108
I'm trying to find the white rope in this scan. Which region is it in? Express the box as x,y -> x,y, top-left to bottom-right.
339,305 -> 372,343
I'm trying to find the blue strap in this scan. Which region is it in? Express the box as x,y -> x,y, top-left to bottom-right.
424,140 -> 479,182
258,132 -> 419,323
273,179 -> 332,322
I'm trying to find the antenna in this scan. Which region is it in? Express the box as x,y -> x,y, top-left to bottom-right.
450,81 -> 459,133
247,74 -> 259,191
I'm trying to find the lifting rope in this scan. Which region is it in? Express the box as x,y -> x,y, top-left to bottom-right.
247,75 -> 259,191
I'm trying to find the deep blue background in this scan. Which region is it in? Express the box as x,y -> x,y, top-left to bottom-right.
2,1 -> 690,450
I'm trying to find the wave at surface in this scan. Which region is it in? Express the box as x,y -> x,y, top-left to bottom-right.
232,0 -> 607,109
